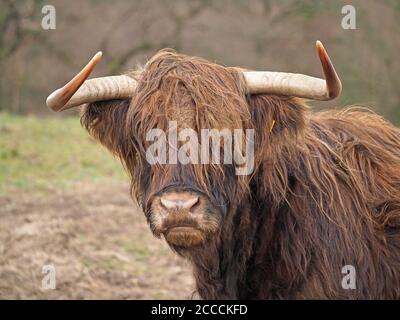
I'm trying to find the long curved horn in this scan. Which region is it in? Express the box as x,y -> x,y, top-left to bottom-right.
243,41 -> 342,100
46,52 -> 137,112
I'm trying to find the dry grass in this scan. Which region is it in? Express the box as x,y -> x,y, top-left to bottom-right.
0,181 -> 195,299
0,113 -> 195,299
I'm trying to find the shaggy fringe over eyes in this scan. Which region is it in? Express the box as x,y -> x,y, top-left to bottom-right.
125,49 -> 257,204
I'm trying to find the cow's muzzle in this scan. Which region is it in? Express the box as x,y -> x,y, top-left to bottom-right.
149,190 -> 220,247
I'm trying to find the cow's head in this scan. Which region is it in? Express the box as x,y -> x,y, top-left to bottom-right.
46,42 -> 341,250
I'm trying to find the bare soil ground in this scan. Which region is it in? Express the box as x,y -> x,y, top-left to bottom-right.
0,182 -> 195,299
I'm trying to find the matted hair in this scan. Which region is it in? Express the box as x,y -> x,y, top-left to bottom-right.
81,49 -> 400,299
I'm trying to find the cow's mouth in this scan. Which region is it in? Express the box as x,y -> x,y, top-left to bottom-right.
163,226 -> 205,247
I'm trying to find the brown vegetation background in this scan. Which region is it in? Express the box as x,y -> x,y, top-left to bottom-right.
1,0 -> 400,122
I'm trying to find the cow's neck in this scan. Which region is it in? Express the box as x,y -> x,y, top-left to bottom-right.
185,194 -> 279,299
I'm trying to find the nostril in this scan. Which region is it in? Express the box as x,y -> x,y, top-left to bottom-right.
184,196 -> 199,210
160,198 -> 178,210
160,196 -> 199,211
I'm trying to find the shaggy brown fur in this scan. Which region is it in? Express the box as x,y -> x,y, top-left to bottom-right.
81,49 -> 400,299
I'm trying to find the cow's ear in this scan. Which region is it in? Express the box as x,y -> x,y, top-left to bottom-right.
80,99 -> 131,155
247,94 -> 307,161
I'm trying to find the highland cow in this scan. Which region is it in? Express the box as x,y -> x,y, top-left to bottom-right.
47,42 -> 400,299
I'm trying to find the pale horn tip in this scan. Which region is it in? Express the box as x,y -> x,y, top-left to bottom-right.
315,40 -> 327,61
94,51 -> 103,60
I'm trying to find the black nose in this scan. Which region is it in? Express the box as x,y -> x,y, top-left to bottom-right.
160,194 -> 199,211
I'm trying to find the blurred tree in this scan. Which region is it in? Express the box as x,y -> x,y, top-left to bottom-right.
0,0 -> 47,112
100,0 -> 212,74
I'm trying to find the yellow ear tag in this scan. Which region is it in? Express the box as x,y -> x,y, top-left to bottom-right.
270,119 -> 276,133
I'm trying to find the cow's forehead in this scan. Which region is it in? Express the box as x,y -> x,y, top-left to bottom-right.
127,48 -> 253,142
